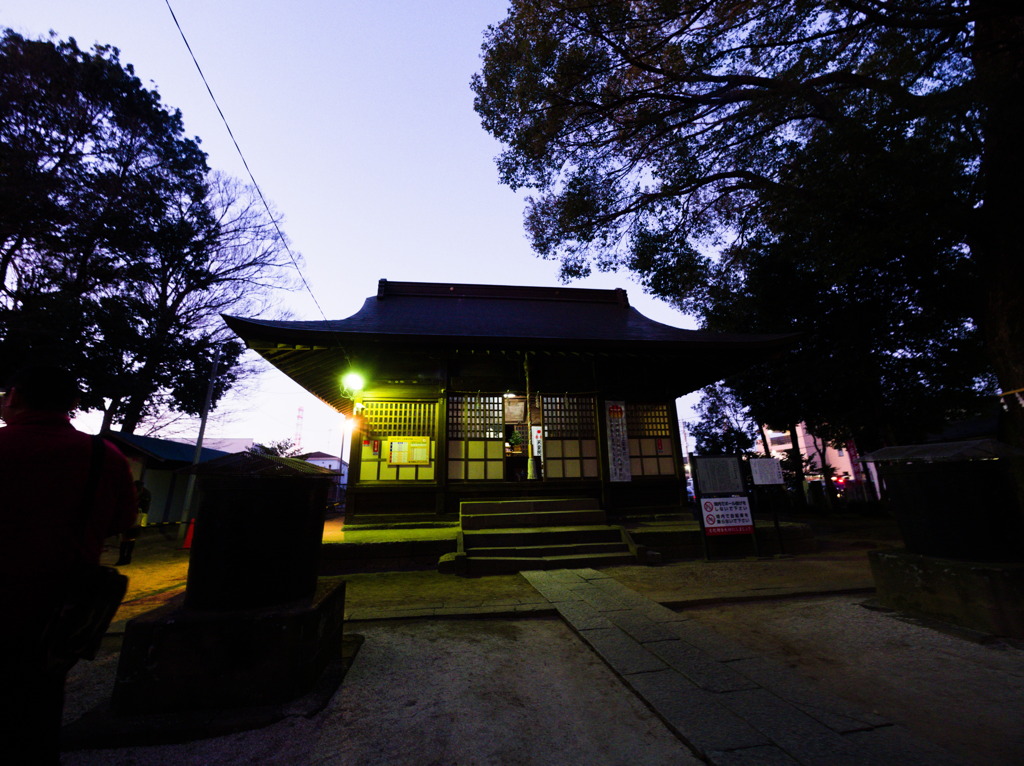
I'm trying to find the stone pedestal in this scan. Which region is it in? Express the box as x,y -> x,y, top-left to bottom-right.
869,548 -> 1024,638
112,465 -> 346,715
112,579 -> 346,714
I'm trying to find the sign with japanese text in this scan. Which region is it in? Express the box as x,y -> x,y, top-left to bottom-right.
693,456 -> 744,494
504,397 -> 525,423
700,496 -> 754,536
605,401 -> 631,482
386,436 -> 431,465
531,425 -> 543,459
749,458 -> 785,485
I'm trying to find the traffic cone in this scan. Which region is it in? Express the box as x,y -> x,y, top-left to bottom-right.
181,518 -> 196,550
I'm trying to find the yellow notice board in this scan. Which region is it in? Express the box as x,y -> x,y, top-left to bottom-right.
386,436 -> 431,465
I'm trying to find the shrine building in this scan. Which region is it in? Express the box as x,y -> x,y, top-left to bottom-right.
224,279 -> 793,523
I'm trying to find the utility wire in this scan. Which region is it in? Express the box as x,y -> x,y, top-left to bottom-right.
162,0 -> 329,321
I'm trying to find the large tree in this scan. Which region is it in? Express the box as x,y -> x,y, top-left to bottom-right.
699,116 -> 991,448
689,383 -> 759,454
473,0 -> 1024,445
0,30 -> 295,433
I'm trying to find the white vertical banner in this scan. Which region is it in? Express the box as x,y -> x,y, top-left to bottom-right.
605,401 -> 631,482
531,425 -> 543,459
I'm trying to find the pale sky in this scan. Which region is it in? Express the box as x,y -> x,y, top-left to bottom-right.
3,0 -> 699,455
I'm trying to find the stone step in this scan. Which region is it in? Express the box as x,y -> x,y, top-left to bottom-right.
459,497 -> 600,517
464,551 -> 637,576
467,541 -> 631,558
462,525 -> 625,549
461,509 -> 607,530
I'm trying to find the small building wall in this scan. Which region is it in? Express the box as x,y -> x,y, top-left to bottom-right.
346,386 -> 685,521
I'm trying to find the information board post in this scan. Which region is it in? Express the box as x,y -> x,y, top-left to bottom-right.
692,455 -> 759,559
749,457 -> 787,555
689,453 -> 710,560
745,479 -> 768,553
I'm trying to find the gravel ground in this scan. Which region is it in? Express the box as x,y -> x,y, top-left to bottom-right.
62,616 -> 700,766
61,594 -> 1024,766
685,594 -> 1024,766
55,518 -> 1024,765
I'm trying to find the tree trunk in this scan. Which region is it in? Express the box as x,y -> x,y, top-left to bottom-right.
100,402 -> 117,434
972,3 -> 1024,448
787,422 -> 808,510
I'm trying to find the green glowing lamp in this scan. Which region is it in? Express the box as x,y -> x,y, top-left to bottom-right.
341,372 -> 365,393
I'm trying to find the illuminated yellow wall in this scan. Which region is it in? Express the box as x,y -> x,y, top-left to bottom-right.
447,439 -> 503,480
359,440 -> 436,481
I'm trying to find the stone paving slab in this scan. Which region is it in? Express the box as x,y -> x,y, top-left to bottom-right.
346,602 -> 558,620
645,639 -> 758,693
531,584 -> 581,603
626,669 -> 771,754
568,582 -> 635,611
589,577 -> 651,600
522,568 -> 967,766
577,627 -> 670,674
554,599 -> 617,631
572,568 -> 612,580
604,609 -> 683,643
709,743 -> 802,766
718,688 -> 886,766
665,618 -> 761,662
726,657 -> 889,732
844,725 -> 967,766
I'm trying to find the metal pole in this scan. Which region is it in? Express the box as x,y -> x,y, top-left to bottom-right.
178,345 -> 223,538
691,454 -> 711,561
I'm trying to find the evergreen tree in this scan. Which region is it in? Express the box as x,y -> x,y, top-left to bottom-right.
0,31 -> 296,432
473,1 -> 1023,445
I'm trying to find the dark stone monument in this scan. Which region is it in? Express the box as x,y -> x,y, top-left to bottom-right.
876,454 -> 1024,562
865,440 -> 1024,637
111,454 -> 350,715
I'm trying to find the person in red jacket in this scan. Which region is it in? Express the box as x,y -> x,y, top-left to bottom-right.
0,365 -> 137,764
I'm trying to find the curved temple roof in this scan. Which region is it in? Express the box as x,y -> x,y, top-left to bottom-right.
223,279 -> 797,412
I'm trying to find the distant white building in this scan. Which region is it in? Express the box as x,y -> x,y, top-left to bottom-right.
756,423 -> 876,501
301,451 -> 349,504
301,450 -> 347,479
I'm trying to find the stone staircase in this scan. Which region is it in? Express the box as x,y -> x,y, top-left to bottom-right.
438,498 -> 637,576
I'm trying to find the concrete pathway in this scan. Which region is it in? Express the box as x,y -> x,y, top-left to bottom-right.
523,568 -> 966,766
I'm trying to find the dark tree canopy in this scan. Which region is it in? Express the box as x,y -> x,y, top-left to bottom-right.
689,383 -> 758,455
700,117 -> 990,448
249,438 -> 302,458
474,0 -> 1024,446
0,31 -> 296,433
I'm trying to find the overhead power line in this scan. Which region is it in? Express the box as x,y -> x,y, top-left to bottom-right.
162,0 -> 329,321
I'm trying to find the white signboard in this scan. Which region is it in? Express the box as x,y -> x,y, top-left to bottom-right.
700,496 -> 754,536
386,437 -> 431,465
605,401 -> 631,482
693,456 -> 744,494
749,458 -> 785,485
531,425 -> 543,459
